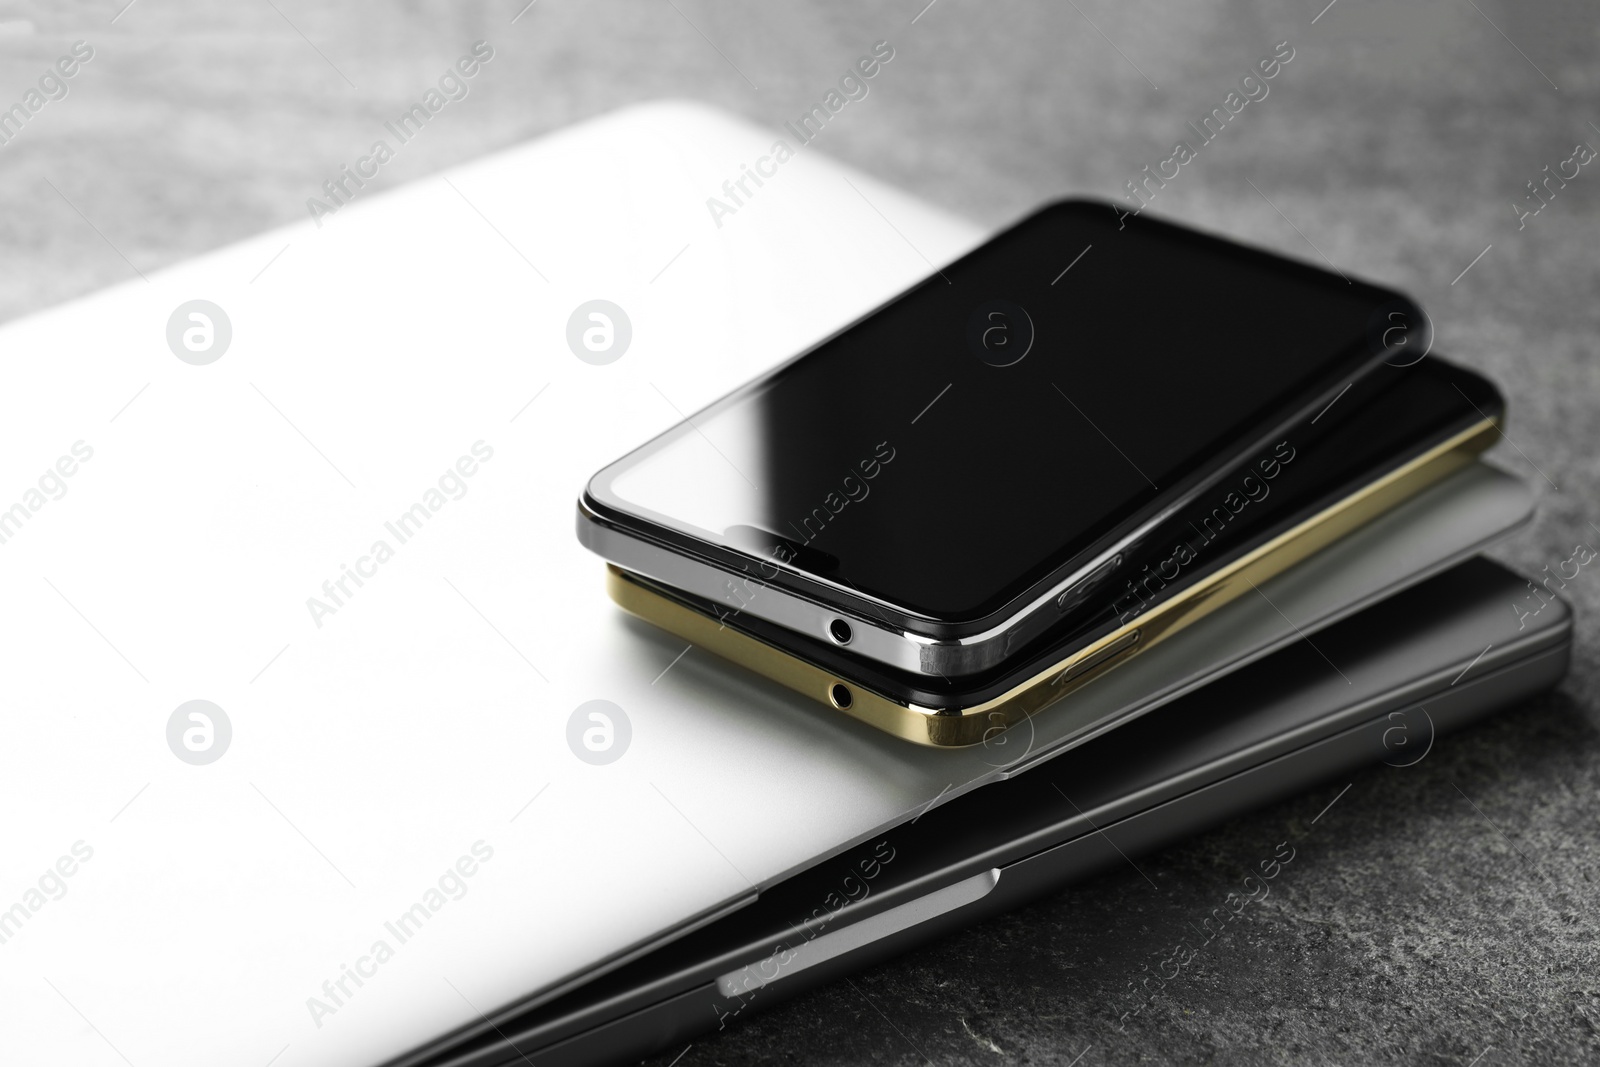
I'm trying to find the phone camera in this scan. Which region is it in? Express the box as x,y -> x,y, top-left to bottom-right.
829,683 -> 853,710
828,619 -> 853,645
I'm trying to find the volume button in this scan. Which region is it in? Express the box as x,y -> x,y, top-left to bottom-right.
1054,553 -> 1122,614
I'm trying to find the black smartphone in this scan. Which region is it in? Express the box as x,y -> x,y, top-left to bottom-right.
578,199 -> 1429,682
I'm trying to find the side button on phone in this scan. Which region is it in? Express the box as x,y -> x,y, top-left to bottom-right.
1055,553 -> 1123,614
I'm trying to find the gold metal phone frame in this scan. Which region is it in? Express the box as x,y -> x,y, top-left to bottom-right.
607,419 -> 1498,747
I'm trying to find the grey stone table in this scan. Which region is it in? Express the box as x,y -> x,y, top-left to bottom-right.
7,1 -> 1595,1062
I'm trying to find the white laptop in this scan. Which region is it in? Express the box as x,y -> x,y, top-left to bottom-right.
0,101 -> 1530,1067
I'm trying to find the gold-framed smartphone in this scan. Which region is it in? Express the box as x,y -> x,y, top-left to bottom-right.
604,367 -> 1501,745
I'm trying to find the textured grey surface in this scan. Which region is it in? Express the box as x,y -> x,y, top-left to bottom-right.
6,0 -> 1598,1063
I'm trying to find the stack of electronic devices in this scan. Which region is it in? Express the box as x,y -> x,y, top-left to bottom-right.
395,202 -> 1571,1067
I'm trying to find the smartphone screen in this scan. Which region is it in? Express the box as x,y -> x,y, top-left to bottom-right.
586,200 -> 1423,624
